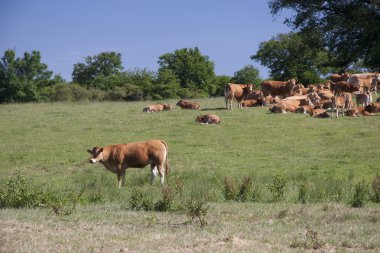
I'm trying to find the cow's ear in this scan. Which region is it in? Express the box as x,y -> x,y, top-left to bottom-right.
99,148 -> 104,153
87,149 -> 92,154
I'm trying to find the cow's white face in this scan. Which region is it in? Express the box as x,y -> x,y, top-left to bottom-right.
87,147 -> 104,164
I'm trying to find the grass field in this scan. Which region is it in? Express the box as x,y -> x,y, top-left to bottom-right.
1,98 -> 380,252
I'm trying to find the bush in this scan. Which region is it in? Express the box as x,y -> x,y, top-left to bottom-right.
298,180 -> 309,204
186,198 -> 208,229
154,186 -> 174,212
349,181 -> 368,208
370,173 -> 380,202
0,175 -> 39,208
268,174 -> 287,202
129,187 -> 154,211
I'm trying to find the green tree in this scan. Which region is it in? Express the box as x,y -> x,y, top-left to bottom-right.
251,33 -> 327,84
268,0 -> 380,71
231,65 -> 262,87
213,75 -> 231,96
152,69 -> 181,100
72,52 -> 123,88
157,47 -> 215,96
0,49 -> 55,102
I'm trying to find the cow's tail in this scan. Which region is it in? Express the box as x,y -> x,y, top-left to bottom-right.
161,141 -> 170,175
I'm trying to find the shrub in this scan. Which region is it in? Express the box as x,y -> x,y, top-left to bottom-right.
223,176 -> 238,201
129,187 -> 154,211
154,186 -> 174,212
298,180 -> 309,204
349,181 -> 368,208
0,175 -> 38,208
237,177 -> 253,202
186,198 -> 208,229
370,173 -> 380,203
268,174 -> 287,202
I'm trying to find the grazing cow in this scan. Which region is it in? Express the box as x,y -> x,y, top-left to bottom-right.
176,100 -> 200,110
87,140 -> 169,188
195,114 -> 221,124
260,79 -> 297,98
224,83 -> 253,110
355,91 -> 372,107
330,81 -> 360,94
365,102 -> 380,113
310,109 -> 330,118
331,93 -> 353,118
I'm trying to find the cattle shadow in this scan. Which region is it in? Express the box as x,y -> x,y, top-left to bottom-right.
199,107 -> 227,111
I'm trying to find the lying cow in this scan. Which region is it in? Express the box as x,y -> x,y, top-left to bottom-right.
87,140 -> 169,188
143,103 -> 172,112
176,100 -> 200,110
310,109 -> 330,118
345,107 -> 373,117
195,114 -> 221,124
365,102 -> 380,113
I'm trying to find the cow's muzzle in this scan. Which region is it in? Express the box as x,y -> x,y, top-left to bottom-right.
90,159 -> 98,164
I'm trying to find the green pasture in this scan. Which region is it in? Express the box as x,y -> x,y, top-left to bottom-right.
0,98 -> 379,203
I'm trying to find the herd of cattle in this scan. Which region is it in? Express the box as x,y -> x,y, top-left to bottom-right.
88,72 -> 380,187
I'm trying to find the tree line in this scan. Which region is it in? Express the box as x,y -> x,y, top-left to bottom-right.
1,0 -> 379,103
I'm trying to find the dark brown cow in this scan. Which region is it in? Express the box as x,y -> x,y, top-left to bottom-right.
260,79 -> 297,98
176,100 -> 200,110
224,83 -> 253,110
346,107 -> 373,117
195,114 -> 221,124
329,73 -> 350,83
87,140 -> 169,188
365,102 -> 380,113
330,81 -> 360,94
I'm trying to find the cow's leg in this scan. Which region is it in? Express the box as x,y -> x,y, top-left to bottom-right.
116,165 -> 125,188
150,164 -> 158,183
157,164 -> 165,184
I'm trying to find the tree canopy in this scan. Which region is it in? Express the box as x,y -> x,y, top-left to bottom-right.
251,33 -> 328,84
0,49 -> 58,102
72,51 -> 124,87
268,0 -> 380,71
231,65 -> 262,87
157,47 -> 215,96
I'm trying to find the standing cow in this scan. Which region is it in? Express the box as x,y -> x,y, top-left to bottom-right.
224,83 -> 253,110
87,140 -> 169,188
260,79 -> 297,98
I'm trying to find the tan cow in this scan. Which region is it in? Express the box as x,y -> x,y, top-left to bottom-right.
195,114 -> 221,124
176,100 -> 200,110
143,104 -> 165,112
331,93 -> 353,118
345,107 -> 373,117
310,109 -> 330,118
87,140 -> 169,188
260,79 -> 297,98
330,81 -> 360,94
224,83 -> 253,110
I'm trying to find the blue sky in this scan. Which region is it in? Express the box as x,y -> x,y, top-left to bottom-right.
0,0 -> 291,81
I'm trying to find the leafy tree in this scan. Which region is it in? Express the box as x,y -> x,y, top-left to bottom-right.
268,0 -> 380,71
231,65 -> 262,87
157,47 -> 215,96
213,75 -> 231,96
251,33 -> 328,84
72,52 -> 123,88
152,69 -> 181,100
0,49 -> 55,102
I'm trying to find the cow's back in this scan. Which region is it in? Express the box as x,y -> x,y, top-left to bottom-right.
261,80 -> 290,97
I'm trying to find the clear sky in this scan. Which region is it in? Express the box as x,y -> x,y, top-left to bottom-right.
0,0 -> 291,81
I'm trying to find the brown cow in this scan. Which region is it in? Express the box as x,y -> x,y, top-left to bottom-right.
260,79 -> 296,98
329,73 -> 350,83
348,74 -> 376,92
355,91 -> 372,107
331,93 -> 353,118
176,100 -> 200,110
365,102 -> 380,113
87,140 -> 169,188
310,109 -> 330,118
269,103 -> 287,113
346,107 -> 373,117
143,104 -> 164,112
195,114 -> 221,124
330,81 -> 360,94
224,83 -> 253,110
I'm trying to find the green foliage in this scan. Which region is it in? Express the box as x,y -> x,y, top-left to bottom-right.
0,175 -> 39,208
370,173 -> 380,203
72,52 -> 123,87
269,0 -> 380,70
349,181 -> 368,208
212,75 -> 231,96
0,49 -> 57,102
158,47 -> 215,95
185,198 -> 208,229
251,33 -> 328,84
222,176 -> 256,202
298,180 -> 309,204
154,186 -> 174,212
268,174 -> 287,202
231,65 -> 262,87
